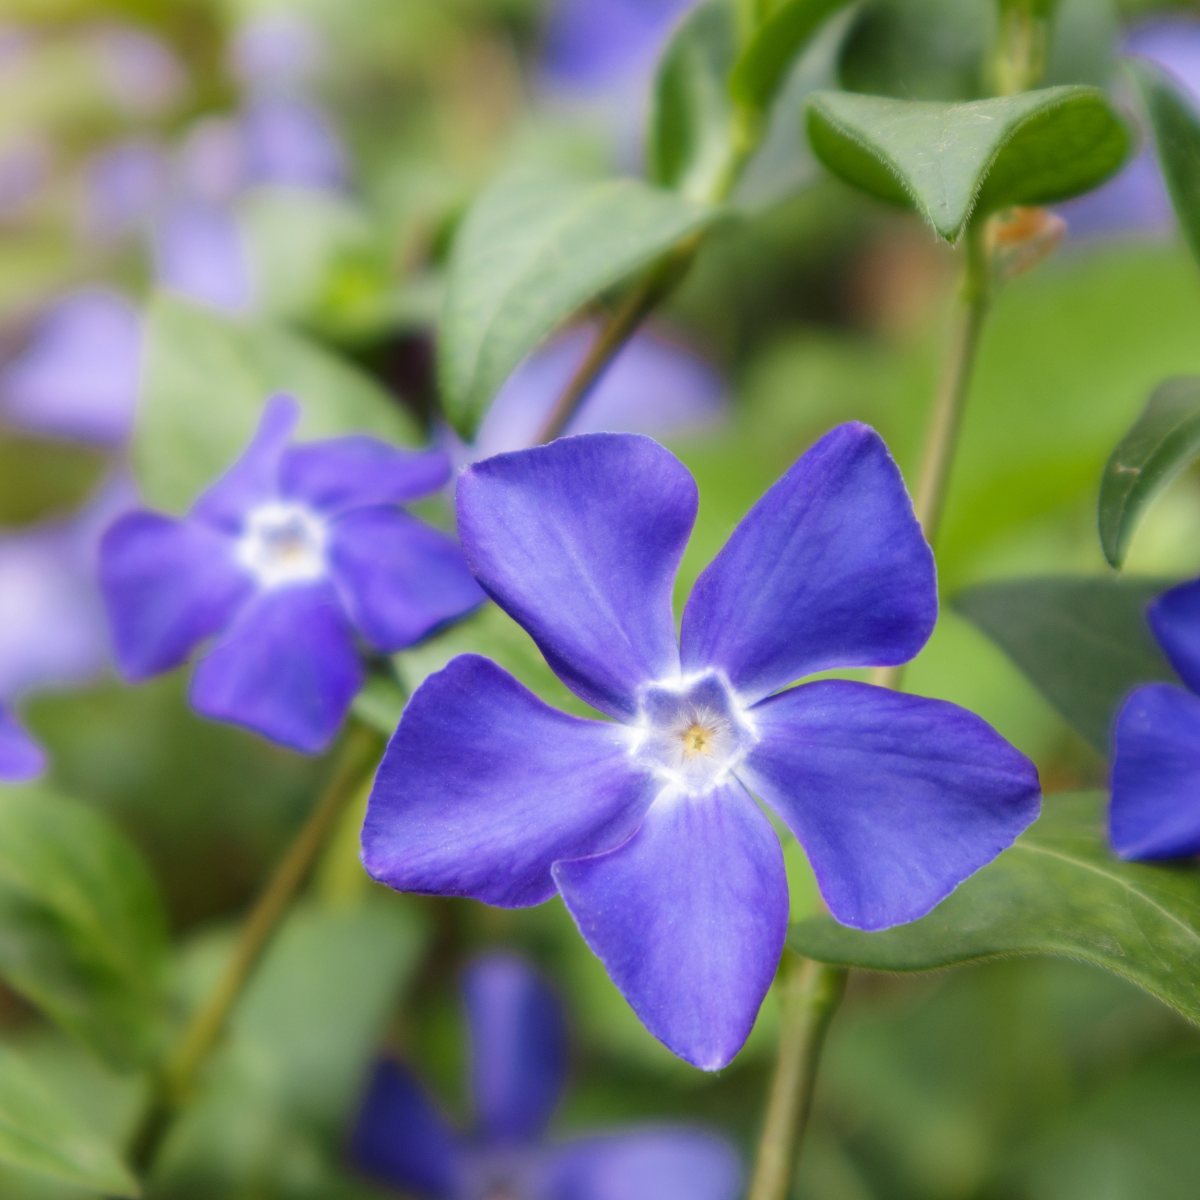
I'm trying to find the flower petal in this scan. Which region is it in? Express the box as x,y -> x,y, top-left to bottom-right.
0,289 -> 141,447
542,1129 -> 743,1200
463,954 -> 567,1145
1110,683 -> 1200,859
362,654 -> 657,907
153,200 -> 254,313
680,423 -> 936,705
190,395 -> 298,531
241,96 -> 347,190
1148,578 -> 1200,694
553,782 -> 788,1071
99,512 -> 250,680
329,507 -> 483,651
0,707 -> 45,782
190,582 -> 362,753
739,680 -> 1042,931
457,434 -> 696,720
280,440 -> 450,514
349,1059 -> 461,1199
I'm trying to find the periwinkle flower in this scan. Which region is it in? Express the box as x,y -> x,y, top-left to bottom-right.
1110,578 -> 1200,858
99,395 -> 484,753
1057,16 -> 1200,241
350,954 -> 742,1200
93,25 -> 184,117
0,289 -> 141,446
0,473 -> 136,783
0,706 -> 42,781
241,95 -> 347,191
446,323 -> 725,469
82,139 -> 169,243
362,426 -> 1041,1069
153,200 -> 255,314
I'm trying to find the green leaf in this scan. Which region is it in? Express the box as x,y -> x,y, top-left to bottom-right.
954,576 -> 1178,755
1128,59 -> 1200,272
1099,377 -> 1200,569
0,788 -> 169,1071
790,792 -> 1200,1029
395,602 -> 600,720
648,0 -> 738,198
438,166 -> 720,437
135,293 -> 419,513
805,85 -> 1129,240
729,0 -> 853,112
0,1042 -> 138,1196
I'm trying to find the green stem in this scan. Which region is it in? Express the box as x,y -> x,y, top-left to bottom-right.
870,222 -> 992,691
747,954 -> 848,1200
127,720 -> 384,1175
537,106 -> 762,445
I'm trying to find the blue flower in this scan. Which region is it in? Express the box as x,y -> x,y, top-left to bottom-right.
98,395 -> 484,753
0,473 -> 136,782
1057,16 -> 1200,241
350,953 -> 742,1200
443,322 -> 726,469
0,289 -> 142,447
0,708 -> 44,782
362,427 -> 1041,1069
1110,579 -> 1200,858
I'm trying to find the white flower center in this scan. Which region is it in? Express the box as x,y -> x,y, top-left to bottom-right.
236,502 -> 327,588
630,671 -> 755,794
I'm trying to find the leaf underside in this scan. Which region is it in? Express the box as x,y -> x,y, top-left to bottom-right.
438,166 -> 719,438
954,575 -> 1179,755
135,293 -> 418,514
1100,376 -> 1200,569
790,791 -> 1200,1029
805,85 -> 1129,240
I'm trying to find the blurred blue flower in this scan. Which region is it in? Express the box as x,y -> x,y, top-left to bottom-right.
0,472 -> 137,782
230,11 -> 324,91
92,24 -> 184,117
538,0 -> 698,167
1057,16 -> 1200,241
362,425 -> 1041,1069
350,953 -> 742,1200
153,200 -> 255,314
1110,578 -> 1200,858
99,395 -> 483,753
444,323 -> 726,470
0,289 -> 141,446
82,139 -> 169,244
0,706 -> 42,781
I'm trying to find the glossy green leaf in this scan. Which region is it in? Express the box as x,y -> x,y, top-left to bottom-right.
790,792 -> 1200,1028
1129,59 -> 1200,272
438,166 -> 720,437
648,0 -> 738,199
0,1042 -> 138,1196
805,85 -> 1129,240
0,788 -> 170,1071
135,293 -> 419,514
1099,377 -> 1200,569
954,576 -> 1178,755
729,0 -> 852,111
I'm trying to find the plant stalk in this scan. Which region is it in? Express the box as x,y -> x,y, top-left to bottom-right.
747,954 -> 849,1200
870,223 -> 992,691
127,719 -> 384,1175
537,106 -> 761,445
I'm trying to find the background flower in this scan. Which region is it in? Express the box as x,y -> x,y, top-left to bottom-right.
350,953 -> 742,1200
100,395 -> 483,752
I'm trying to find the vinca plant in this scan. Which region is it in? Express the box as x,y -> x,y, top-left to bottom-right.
3,0 -> 1200,1198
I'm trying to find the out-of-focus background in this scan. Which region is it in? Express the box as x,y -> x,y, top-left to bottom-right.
4,1 -> 1200,1197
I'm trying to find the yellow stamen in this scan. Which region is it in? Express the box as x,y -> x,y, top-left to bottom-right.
682,724 -> 715,758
